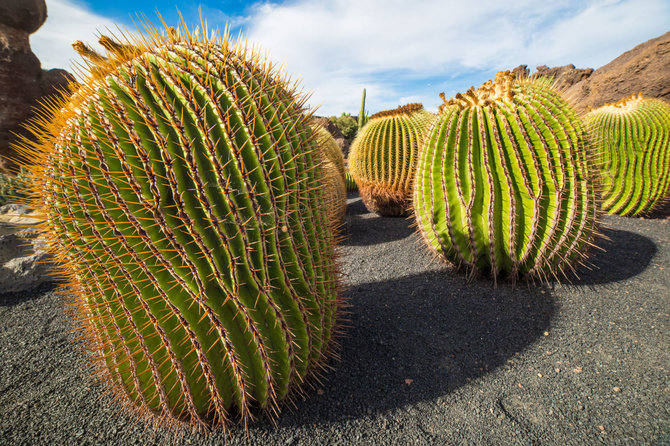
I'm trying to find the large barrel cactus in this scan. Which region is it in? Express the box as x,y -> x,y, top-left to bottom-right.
585,93 -> 670,216
314,126 -> 346,224
348,103 -> 434,216
14,25 -> 340,429
414,71 -> 599,280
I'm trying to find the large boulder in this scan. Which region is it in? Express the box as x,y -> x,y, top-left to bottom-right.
0,0 -> 74,173
0,203 -> 57,294
565,31 -> 670,111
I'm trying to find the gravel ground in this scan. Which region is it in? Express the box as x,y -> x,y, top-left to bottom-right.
1,193 -> 668,445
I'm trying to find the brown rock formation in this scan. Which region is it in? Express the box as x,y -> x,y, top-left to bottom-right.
510,64 -> 593,91
565,31 -> 670,111
0,0 -> 74,173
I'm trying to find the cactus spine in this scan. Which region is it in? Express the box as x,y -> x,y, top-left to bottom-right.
585,94 -> 670,216
413,72 -> 599,280
14,24 -> 340,429
314,126 -> 346,223
345,170 -> 357,192
348,103 -> 434,216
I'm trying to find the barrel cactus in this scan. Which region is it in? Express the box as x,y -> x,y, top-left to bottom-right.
585,93 -> 670,216
14,25 -> 340,429
314,126 -> 346,224
348,103 -> 434,216
414,71 -> 599,280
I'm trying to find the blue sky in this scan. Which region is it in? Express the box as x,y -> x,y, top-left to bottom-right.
32,0 -> 670,116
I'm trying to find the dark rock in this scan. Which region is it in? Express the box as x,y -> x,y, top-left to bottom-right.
534,64 -> 593,91
0,0 -> 74,173
511,64 -> 530,79
564,31 -> 670,111
0,0 -> 47,34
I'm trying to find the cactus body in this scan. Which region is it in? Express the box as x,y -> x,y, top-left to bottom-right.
16,26 -> 340,429
314,127 -> 346,223
344,170 -> 357,192
414,72 -> 598,280
348,103 -> 434,216
585,94 -> 670,216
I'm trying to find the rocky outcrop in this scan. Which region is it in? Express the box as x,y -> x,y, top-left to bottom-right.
564,31 -> 670,111
0,0 -> 74,173
0,203 -> 57,294
510,64 -> 593,91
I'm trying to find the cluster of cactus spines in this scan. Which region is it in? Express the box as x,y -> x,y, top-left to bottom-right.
14,22 -> 341,430
314,126 -> 347,223
414,71 -> 599,281
344,170 -> 358,192
585,93 -> 670,216
348,103 -> 434,216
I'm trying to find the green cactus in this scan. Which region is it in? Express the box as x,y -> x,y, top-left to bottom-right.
314,126 -> 346,223
357,88 -> 368,130
585,93 -> 670,216
348,103 -> 434,216
413,71 -> 599,280
344,170 -> 357,192
14,25 -> 340,429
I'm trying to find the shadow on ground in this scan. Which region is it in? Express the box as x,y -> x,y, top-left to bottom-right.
340,195 -> 415,246
278,270 -> 553,426
574,227 -> 657,285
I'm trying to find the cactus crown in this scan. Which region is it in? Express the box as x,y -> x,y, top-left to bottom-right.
585,93 -> 670,216
369,102 -> 424,119
14,19 -> 341,431
415,72 -> 599,281
439,71 -> 517,112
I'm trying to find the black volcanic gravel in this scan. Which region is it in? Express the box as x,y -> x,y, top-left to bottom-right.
1,193 -> 668,445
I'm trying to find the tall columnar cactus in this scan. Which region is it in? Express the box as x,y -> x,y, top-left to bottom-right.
585,94 -> 670,216
357,88 -> 368,130
314,126 -> 346,223
348,103 -> 434,216
344,170 -> 358,192
14,24 -> 340,429
414,71 -> 599,280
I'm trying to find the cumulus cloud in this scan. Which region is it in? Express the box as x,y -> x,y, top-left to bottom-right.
32,0 -> 124,74
243,0 -> 670,115
30,0 -> 670,115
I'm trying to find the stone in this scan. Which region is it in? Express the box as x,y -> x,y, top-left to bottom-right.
564,31 -> 670,111
0,0 -> 74,173
534,64 -> 593,91
0,0 -> 47,34
0,203 -> 57,293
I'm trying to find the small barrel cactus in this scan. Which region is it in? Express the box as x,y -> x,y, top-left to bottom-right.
413,71 -> 599,280
585,93 -> 670,216
14,24 -> 340,429
348,103 -> 434,216
314,126 -> 346,224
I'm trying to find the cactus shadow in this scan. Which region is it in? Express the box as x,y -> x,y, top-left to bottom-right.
341,194 -> 415,246
278,271 -> 554,426
0,282 -> 57,307
573,227 -> 657,285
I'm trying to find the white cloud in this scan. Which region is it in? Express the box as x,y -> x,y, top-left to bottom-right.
242,0 -> 670,115
32,0 -> 122,74
29,0 -> 670,116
